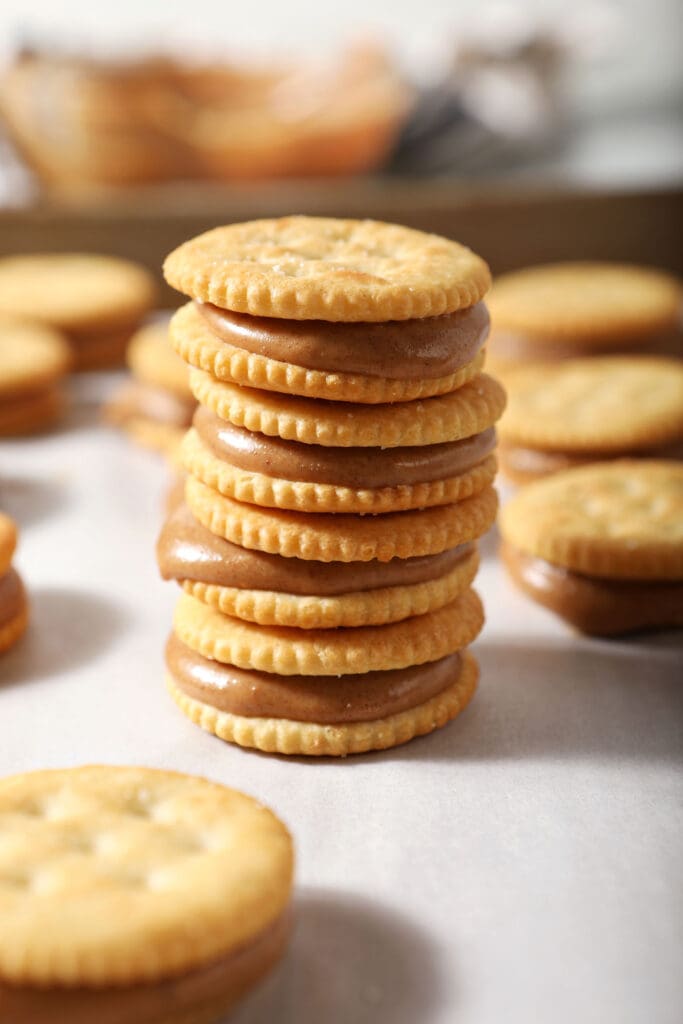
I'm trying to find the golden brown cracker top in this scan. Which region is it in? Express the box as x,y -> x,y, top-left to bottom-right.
173,588 -> 484,675
0,316 -> 71,394
190,370 -> 506,448
126,316 -> 191,398
499,460 -> 683,579
488,262 -> 682,344
0,765 -> 293,986
0,254 -> 157,332
186,475 -> 498,562
499,357 -> 683,452
163,216 -> 490,321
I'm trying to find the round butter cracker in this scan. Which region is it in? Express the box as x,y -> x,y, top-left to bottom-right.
168,650 -> 479,757
182,547 -> 479,628
173,587 -> 483,675
0,316 -> 71,396
185,475 -> 498,562
181,427 -> 497,514
488,262 -> 682,345
0,765 -> 293,987
164,216 -> 490,322
499,357 -> 683,453
127,317 -> 192,398
0,254 -> 156,333
499,460 -> 683,579
171,301 -> 485,404
189,369 -> 506,448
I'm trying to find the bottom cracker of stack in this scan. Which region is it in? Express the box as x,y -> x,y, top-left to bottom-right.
159,482 -> 497,756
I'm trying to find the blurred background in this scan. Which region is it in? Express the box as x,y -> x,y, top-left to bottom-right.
0,0 -> 681,295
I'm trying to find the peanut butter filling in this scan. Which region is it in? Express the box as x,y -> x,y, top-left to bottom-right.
106,380 -> 196,429
167,634 -> 462,722
0,386 -> 58,410
501,540 -> 683,635
489,327 -> 683,364
157,502 -> 473,594
197,300 -> 490,379
0,569 -> 25,626
0,907 -> 291,1024
194,406 -> 496,488
499,444 -> 594,480
500,441 -> 683,482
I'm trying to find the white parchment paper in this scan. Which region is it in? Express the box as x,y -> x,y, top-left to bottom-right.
1,374 -> 681,1024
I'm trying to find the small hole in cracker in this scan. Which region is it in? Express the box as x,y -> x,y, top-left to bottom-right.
124,788 -> 156,819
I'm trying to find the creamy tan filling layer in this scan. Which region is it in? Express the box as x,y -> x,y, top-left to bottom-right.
194,406 -> 496,488
489,327 -> 683,363
0,387 -> 60,416
0,907 -> 291,1024
107,380 -> 196,429
0,568 -> 26,626
499,441 -> 683,481
67,319 -> 141,347
157,503 -> 473,595
197,300 -> 490,379
501,541 -> 683,635
167,634 -> 462,722
499,445 -> 597,479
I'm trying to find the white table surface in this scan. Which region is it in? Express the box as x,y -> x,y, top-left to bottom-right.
1,373 -> 681,1024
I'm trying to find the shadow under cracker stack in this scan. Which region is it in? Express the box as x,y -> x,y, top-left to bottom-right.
157,216 -> 505,756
